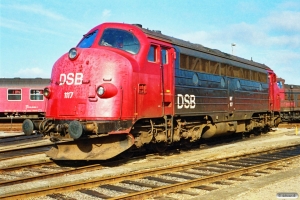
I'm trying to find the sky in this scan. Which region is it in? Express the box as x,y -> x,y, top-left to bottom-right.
0,0 -> 300,85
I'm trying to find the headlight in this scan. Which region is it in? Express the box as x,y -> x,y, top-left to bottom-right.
97,86 -> 105,96
68,48 -> 78,60
43,87 -> 51,98
96,84 -> 118,98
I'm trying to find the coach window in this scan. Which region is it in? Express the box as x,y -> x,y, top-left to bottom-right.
8,89 -> 21,101
30,89 -> 44,101
161,48 -> 168,64
147,45 -> 157,62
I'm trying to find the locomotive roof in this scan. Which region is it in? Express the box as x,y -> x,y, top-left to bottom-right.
136,24 -> 270,70
0,78 -> 50,87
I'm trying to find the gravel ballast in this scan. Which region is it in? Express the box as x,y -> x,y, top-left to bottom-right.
0,128 -> 300,199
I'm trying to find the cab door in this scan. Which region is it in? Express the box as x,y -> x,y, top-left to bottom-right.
160,47 -> 174,116
136,44 -> 174,118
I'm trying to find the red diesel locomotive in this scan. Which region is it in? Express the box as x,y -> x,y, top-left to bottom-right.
277,78 -> 300,121
22,22 -> 281,160
0,78 -> 49,120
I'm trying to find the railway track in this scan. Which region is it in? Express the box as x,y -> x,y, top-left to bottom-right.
0,134 -> 52,161
0,139 -> 52,158
278,122 -> 300,129
0,146 -> 51,162
0,161 -> 107,187
1,143 -> 300,199
0,134 -> 44,145
0,123 -> 22,132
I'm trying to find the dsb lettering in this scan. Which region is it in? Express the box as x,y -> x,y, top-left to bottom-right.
177,94 -> 196,109
59,73 -> 83,85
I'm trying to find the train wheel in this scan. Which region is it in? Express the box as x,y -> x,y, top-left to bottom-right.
262,126 -> 270,134
153,142 -> 168,153
181,139 -> 193,148
119,147 -> 134,160
252,128 -> 261,136
22,119 -> 34,136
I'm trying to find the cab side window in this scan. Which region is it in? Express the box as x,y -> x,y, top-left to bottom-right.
277,81 -> 283,89
161,48 -> 168,64
147,45 -> 157,62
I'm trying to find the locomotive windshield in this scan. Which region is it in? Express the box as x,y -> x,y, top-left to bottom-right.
77,30 -> 98,48
99,28 -> 140,54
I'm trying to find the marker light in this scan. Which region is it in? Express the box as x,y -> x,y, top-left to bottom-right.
68,48 -> 78,60
43,87 -> 51,98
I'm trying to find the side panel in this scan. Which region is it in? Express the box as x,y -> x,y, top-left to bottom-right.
174,46 -> 270,122
175,70 -> 227,116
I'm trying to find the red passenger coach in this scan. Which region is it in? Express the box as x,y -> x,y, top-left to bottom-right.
23,22 -> 281,160
0,78 -> 49,119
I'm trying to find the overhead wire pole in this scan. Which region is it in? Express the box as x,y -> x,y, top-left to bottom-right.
231,43 -> 236,55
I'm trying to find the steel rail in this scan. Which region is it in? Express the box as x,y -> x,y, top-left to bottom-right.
0,151 -> 48,162
0,142 -> 52,153
113,151 -> 300,200
0,160 -> 53,173
0,163 -> 105,187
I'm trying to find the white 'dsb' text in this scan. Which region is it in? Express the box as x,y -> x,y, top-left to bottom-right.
177,94 -> 196,109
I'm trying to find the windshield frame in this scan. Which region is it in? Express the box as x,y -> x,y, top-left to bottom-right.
98,28 -> 140,54
77,30 -> 99,48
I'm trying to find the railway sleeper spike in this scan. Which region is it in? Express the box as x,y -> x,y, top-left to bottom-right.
46,134 -> 134,160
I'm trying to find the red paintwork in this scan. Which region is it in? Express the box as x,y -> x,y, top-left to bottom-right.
268,69 -> 280,112
45,23 -> 175,121
278,78 -> 300,112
